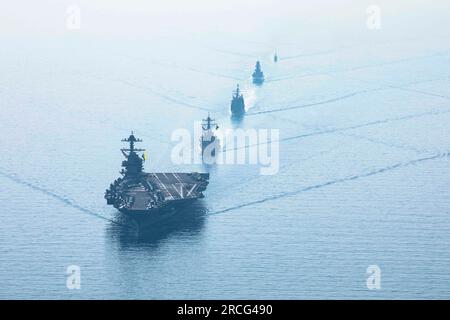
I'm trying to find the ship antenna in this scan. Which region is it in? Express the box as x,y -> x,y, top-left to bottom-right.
129,131 -> 135,153
121,131 -> 144,156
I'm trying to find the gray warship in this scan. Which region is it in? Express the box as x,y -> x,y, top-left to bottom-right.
105,132 -> 209,223
230,84 -> 245,118
252,60 -> 265,84
200,113 -> 220,163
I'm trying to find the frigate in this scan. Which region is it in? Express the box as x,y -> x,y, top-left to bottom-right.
105,132 -> 209,223
230,84 -> 245,118
252,60 -> 265,84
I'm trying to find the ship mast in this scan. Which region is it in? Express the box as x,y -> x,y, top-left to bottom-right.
255,61 -> 261,72
233,84 -> 241,99
202,113 -> 218,131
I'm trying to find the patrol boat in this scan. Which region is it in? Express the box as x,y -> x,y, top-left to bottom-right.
105,132 -> 209,223
252,61 -> 265,84
230,84 -> 245,118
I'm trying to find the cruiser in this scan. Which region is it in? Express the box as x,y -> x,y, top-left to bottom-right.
200,114 -> 220,163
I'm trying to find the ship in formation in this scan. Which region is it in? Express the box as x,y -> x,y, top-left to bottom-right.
105,60 -> 271,223
200,113 -> 220,163
252,60 -> 265,85
105,132 -> 209,223
230,84 -> 246,118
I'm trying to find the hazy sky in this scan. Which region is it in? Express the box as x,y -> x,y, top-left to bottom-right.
1,0 -> 449,40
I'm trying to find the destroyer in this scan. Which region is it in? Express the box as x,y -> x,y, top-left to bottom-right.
252,60 -> 265,84
105,132 -> 209,223
230,84 -> 245,118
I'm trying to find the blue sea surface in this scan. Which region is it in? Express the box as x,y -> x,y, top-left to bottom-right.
0,0 -> 450,299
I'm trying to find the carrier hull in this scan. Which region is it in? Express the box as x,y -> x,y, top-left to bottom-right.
118,199 -> 197,225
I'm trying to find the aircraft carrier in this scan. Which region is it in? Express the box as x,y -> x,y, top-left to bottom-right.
105,132 -> 209,223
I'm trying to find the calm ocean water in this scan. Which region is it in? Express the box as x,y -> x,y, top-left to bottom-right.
1,1 -> 450,299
